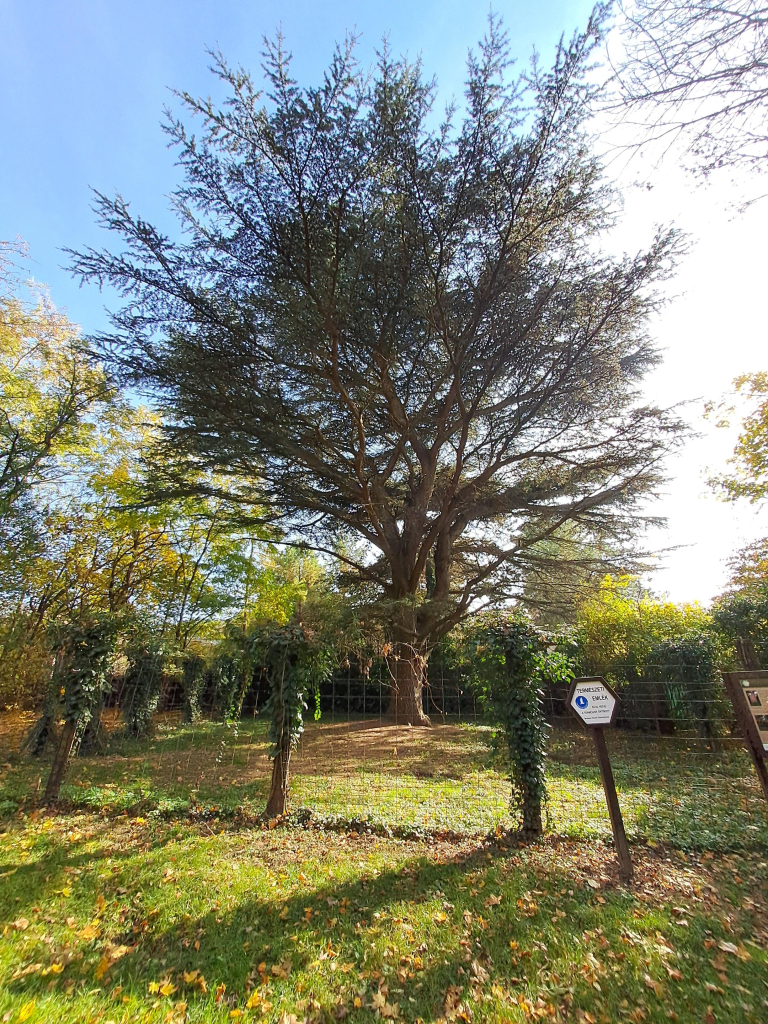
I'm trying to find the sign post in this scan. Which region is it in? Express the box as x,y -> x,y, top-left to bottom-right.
567,676 -> 633,883
722,670 -> 768,807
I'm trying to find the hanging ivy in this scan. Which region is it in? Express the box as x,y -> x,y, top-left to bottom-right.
249,624 -> 333,817
468,617 -> 571,837
181,654 -> 206,723
42,612 -> 118,804
121,639 -> 165,739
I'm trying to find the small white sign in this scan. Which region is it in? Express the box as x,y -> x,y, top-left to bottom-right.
570,679 -> 616,727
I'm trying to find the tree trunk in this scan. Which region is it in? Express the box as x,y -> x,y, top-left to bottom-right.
44,719 -> 77,805
388,645 -> 431,726
521,783 -> 543,838
266,746 -> 290,817
736,637 -> 759,671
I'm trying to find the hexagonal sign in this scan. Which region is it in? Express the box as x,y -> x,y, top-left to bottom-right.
567,676 -> 618,727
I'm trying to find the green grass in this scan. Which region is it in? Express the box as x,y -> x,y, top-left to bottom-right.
1,814 -> 767,1024
1,715 -> 767,1022
2,715 -> 767,850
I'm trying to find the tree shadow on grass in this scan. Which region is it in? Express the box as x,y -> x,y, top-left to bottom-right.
1,830 -> 704,1024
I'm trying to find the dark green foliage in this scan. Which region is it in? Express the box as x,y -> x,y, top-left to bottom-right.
712,592 -> 768,668
212,654 -> 248,723
121,641 -> 165,739
181,654 -> 206,723
49,613 -> 117,732
644,634 -> 728,737
21,670 -> 61,756
468,618 -> 571,836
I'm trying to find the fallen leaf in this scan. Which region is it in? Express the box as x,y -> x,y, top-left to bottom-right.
664,965 -> 683,981
95,955 -> 112,980
444,985 -> 465,1021
17,1003 -> 35,1023
159,981 -> 178,997
718,940 -> 750,961
371,990 -> 387,1010
12,918 -> 29,931
644,973 -> 663,996
246,992 -> 261,1009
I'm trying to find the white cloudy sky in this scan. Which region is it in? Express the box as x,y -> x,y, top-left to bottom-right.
606,163 -> 768,603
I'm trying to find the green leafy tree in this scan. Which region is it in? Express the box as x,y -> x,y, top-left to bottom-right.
576,575 -> 711,679
71,13 -> 684,724
708,372 -> 768,504
0,251 -> 112,522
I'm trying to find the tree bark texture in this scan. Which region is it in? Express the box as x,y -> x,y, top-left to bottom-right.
266,747 -> 290,817
43,719 -> 77,805
388,646 -> 431,727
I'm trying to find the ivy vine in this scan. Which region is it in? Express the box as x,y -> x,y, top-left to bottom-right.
468,617 -> 572,837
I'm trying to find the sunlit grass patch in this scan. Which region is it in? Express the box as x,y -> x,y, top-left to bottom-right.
1,815 -> 766,1024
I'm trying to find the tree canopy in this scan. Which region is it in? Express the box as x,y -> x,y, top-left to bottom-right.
71,14 -> 685,723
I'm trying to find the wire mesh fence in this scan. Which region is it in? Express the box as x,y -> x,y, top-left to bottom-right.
3,659 -> 768,853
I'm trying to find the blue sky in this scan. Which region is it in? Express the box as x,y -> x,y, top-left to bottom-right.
0,0 -> 594,332
1,0 -> 766,602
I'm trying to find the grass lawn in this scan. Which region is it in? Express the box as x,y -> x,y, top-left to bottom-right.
1,713 -> 768,1022
1,714 -> 767,850
1,813 -> 767,1024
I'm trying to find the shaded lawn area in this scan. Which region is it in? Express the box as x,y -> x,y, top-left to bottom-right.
1,715 -> 768,849
1,814 -> 767,1024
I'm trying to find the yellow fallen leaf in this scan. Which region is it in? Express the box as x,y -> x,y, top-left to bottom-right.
230,1012 -> 243,1020
246,991 -> 261,1009
278,906 -> 289,920
49,963 -> 64,974
148,981 -> 160,994
183,970 -> 199,984
433,911 -> 447,924
79,924 -> 100,941
95,955 -> 112,980
17,1002 -> 35,1023
159,981 -> 178,996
